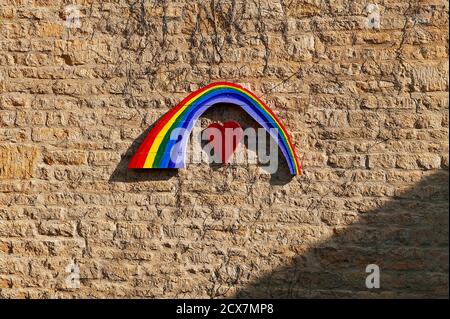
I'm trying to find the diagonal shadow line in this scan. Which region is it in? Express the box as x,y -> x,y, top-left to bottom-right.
235,170 -> 449,298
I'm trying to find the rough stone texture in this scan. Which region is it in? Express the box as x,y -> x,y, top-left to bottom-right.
0,145 -> 39,179
0,0 -> 448,298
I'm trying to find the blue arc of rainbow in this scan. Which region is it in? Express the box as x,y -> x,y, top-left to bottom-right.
129,82 -> 302,175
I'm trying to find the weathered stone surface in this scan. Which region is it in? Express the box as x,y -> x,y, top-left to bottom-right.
38,221 -> 74,237
0,0 -> 448,299
43,150 -> 86,166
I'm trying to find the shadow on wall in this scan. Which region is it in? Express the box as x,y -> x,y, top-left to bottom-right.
110,103 -> 293,184
235,170 -> 449,298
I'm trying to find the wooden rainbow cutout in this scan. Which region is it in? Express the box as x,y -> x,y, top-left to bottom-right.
129,82 -> 302,175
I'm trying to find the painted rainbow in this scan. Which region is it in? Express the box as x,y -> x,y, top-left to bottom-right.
129,82 -> 302,175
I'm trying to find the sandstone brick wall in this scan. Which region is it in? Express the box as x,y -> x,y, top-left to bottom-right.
0,0 -> 448,298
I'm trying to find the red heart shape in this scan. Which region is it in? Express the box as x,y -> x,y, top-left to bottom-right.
205,121 -> 243,164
